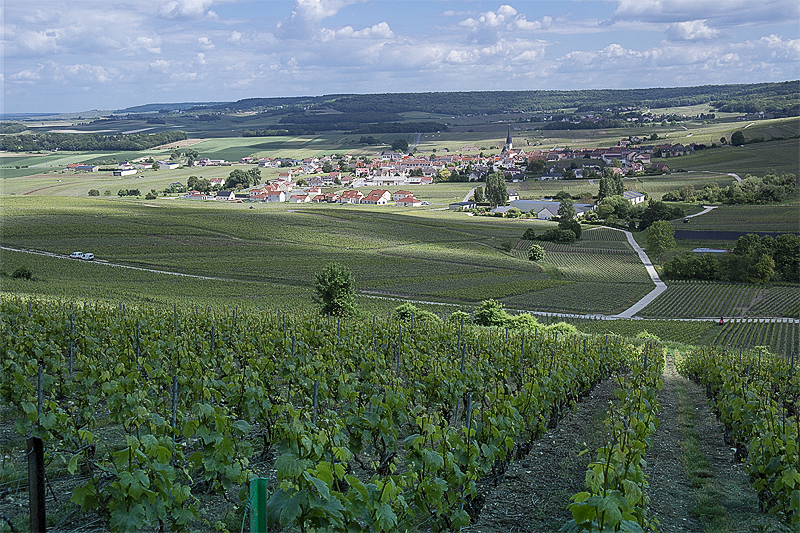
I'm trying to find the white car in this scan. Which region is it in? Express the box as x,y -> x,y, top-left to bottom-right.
69,251 -> 83,259
81,253 -> 94,261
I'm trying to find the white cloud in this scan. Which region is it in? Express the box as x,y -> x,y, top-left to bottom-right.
150,59 -> 172,73
228,31 -> 242,44
667,20 -> 719,40
127,36 -> 162,54
10,68 -> 43,82
459,5 -> 551,44
159,0 -> 215,19
756,34 -> 800,58
322,22 -> 394,41
59,63 -> 116,83
277,0 -> 362,39
198,36 -> 215,49
15,29 -> 61,54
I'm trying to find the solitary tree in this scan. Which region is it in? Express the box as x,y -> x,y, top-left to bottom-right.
473,186 -> 485,203
731,131 -> 746,146
647,220 -> 676,263
313,262 -> 357,317
528,244 -> 546,262
484,172 -> 507,207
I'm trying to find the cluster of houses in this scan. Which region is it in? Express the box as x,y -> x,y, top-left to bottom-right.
183,184 -> 425,207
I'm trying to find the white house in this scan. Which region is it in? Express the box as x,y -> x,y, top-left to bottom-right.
623,190 -> 647,205
396,195 -> 422,207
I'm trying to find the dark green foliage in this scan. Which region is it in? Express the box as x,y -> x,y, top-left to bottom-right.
556,198 -> 576,221
598,168 -> 624,202
638,200 -> 683,230
279,111 -> 402,124
534,228 -> 577,244
597,195 -> 631,220
473,299 -> 508,327
646,220 -> 676,262
313,262 -> 357,317
0,131 -> 187,152
224,168 -> 261,190
559,219 -> 582,240
730,131 -> 746,146
528,244 -> 546,262
199,82 -> 799,117
1,123 -> 27,134
391,138 -> 409,152
448,310 -> 472,325
11,266 -> 33,280
484,172 -> 507,207
473,187 -> 484,203
88,189 -> 100,196
663,233 -> 798,283
522,228 -> 537,240
392,303 -> 441,324
661,173 -> 797,205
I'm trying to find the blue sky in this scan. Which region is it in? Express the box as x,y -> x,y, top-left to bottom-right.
4,0 -> 799,113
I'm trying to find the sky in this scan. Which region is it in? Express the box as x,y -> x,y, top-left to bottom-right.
3,0 -> 799,113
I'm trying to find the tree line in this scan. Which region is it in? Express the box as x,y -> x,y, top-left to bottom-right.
193,81 -> 797,117
664,233 -> 799,284
0,131 -> 188,152
662,173 -> 797,205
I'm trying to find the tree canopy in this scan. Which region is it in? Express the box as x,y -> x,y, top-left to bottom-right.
647,220 -> 676,263
312,262 -> 357,317
484,172 -> 507,208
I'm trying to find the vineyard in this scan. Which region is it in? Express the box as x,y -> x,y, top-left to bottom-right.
0,295 -> 661,532
638,281 -> 799,319
677,345 -> 800,527
710,319 -> 800,357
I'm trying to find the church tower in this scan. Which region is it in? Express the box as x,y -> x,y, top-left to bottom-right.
503,125 -> 513,153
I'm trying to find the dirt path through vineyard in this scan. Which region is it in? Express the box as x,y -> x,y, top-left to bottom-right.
467,355 -> 787,532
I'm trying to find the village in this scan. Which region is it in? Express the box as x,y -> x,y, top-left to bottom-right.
63,128 -> 690,217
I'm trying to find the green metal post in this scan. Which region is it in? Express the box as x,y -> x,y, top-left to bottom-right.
250,478 -> 268,533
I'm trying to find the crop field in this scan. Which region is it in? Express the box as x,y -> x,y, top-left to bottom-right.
710,319 -> 799,356
569,318 -> 719,346
669,204 -> 800,234
638,280 -> 799,319
0,196 -> 649,315
669,138 -> 800,175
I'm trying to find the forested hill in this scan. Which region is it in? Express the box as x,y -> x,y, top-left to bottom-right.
187,81 -> 798,116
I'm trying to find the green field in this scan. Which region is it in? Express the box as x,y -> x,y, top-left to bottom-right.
0,196 -> 653,315
2,118 -> 797,356
670,204 -> 800,234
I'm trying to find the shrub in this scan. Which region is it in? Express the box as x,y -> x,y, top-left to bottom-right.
88,189 -> 100,196
546,322 -> 577,335
448,310 -> 472,325
508,313 -> 542,331
474,299 -> 509,327
528,244 -> 546,262
12,266 -> 33,280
